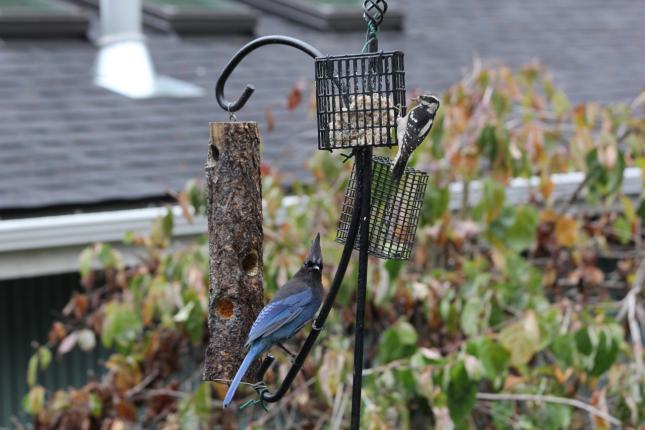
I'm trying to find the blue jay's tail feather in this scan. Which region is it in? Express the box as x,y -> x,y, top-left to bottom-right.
223,342 -> 267,408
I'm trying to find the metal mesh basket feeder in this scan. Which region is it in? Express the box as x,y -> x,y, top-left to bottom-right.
315,51 -> 406,151
337,156 -> 428,260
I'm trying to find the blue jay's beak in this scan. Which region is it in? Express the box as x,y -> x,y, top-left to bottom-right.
305,233 -> 323,270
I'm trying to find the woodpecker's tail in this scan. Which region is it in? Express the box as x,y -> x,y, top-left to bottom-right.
223,341 -> 267,408
391,157 -> 407,181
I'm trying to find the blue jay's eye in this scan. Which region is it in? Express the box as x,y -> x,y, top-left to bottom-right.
305,261 -> 321,271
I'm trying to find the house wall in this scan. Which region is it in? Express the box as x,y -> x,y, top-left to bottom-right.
0,273 -> 105,428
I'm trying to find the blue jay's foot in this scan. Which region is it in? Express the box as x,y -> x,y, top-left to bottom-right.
239,381 -> 269,412
239,397 -> 268,412
277,342 -> 296,359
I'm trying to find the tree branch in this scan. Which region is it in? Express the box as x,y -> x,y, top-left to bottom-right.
476,392 -> 622,427
618,258 -> 645,382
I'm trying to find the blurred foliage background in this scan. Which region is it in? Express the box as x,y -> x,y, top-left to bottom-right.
21,62 -> 645,429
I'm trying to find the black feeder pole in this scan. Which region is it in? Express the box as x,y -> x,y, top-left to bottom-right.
214,1 -> 428,428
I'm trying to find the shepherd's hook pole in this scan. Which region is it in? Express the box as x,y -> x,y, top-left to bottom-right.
350,2 -> 387,428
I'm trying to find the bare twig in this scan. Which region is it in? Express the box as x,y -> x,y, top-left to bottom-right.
617,259 -> 645,381
476,392 -> 622,427
134,388 -> 187,400
360,358 -> 410,376
126,369 -> 160,399
559,172 -> 593,214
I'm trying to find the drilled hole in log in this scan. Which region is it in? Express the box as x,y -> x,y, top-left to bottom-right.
215,298 -> 234,319
242,250 -> 259,276
210,144 -> 220,163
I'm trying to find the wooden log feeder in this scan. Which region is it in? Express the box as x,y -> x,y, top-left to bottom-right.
203,122 -> 265,382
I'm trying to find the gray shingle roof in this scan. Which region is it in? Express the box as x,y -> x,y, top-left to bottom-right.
0,0 -> 643,213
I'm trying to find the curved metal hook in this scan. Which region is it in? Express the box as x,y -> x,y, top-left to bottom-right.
215,35 -> 323,114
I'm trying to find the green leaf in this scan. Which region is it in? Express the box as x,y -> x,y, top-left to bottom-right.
78,247 -> 94,279
377,320 -> 418,363
498,311 -> 541,366
551,334 -> 574,367
23,385 -> 45,415
473,180 -> 506,224
37,346 -> 52,370
384,259 -> 404,282
460,297 -> 482,337
637,198 -> 645,223
396,320 -> 418,345
27,353 -> 38,388
180,289 -> 206,345
477,125 -> 499,162
590,329 -> 619,376
505,205 -> 538,252
621,195 -> 637,223
447,361 -> 477,423
574,328 -> 593,356
491,90 -> 511,117
101,302 -> 143,353
552,91 -> 571,117
162,208 -> 174,237
539,403 -> 571,429
193,382 -> 211,420
613,215 -> 631,245
585,148 -> 626,201
490,401 -> 516,430
88,393 -> 102,417
467,338 -> 510,380
185,179 -> 205,215
410,348 -> 448,367
123,230 -> 137,245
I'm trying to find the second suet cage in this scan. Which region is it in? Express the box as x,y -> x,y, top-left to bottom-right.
337,156 -> 428,260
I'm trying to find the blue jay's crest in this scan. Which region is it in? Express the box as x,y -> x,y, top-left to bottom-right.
304,233 -> 323,270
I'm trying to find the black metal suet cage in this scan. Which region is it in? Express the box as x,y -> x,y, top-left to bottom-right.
337,156 -> 428,260
315,51 -> 406,150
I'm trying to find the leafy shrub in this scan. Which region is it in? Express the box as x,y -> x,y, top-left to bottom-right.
23,62 -> 645,429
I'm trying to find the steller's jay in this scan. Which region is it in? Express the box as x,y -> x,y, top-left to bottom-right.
223,233 -> 324,408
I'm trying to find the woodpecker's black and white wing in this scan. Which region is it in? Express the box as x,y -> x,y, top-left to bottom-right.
392,94 -> 440,180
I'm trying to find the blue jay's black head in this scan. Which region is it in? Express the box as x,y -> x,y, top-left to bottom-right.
417,94 -> 440,114
304,233 -> 323,272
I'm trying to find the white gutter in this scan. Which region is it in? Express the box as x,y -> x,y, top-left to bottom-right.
0,206 -> 206,280
447,167 -> 643,210
0,168 -> 641,281
0,206 -> 205,253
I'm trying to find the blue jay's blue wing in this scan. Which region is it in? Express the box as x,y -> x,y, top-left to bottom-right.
245,288 -> 314,347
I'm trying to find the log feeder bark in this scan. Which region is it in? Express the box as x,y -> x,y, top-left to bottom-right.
203,122 -> 265,382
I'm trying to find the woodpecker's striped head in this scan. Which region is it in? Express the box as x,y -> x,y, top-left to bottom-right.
417,94 -> 440,115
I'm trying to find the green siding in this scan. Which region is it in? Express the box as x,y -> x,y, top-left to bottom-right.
0,273 -> 105,427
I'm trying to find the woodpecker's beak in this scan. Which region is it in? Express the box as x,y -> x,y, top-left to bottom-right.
306,233 -> 323,269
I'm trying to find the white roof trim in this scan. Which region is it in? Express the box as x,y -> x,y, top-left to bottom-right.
0,206 -> 206,253
0,168 -> 641,280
